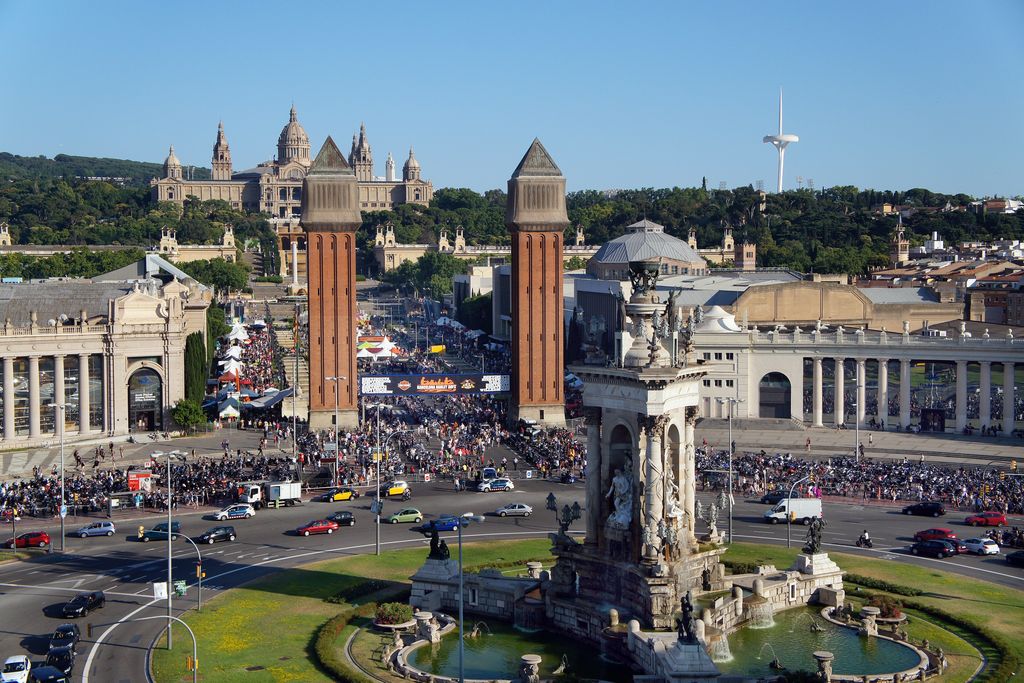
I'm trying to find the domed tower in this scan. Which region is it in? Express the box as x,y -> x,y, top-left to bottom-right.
211,121 -> 232,181
403,147 -> 421,182
351,123 -> 373,182
163,145 -> 183,180
277,105 -> 311,166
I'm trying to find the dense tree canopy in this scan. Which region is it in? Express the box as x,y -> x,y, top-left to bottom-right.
379,252 -> 467,296
179,257 -> 250,293
0,247 -> 146,280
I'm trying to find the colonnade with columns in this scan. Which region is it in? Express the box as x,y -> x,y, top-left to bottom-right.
808,357 -> 1016,435
0,352 -> 102,441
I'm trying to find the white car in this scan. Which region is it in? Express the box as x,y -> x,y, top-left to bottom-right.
1,654 -> 31,683
215,504 -> 256,521
962,537 -> 1000,555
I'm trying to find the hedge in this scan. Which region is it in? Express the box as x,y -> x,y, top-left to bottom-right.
314,604 -> 378,683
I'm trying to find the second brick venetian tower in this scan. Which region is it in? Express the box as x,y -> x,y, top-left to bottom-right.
507,139 -> 568,426
302,137 -> 361,429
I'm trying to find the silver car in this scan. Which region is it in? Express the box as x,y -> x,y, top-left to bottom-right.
74,521 -> 116,538
495,503 -> 532,517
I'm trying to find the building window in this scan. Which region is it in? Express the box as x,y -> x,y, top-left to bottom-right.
703,352 -> 711,360
469,588 -> 478,606
714,379 -> 723,387
661,264 -> 668,274
292,188 -> 301,200
672,265 -> 679,274
726,352 -> 734,360
703,379 -> 711,387
279,189 -> 287,201
714,352 -> 723,360
726,379 -> 734,387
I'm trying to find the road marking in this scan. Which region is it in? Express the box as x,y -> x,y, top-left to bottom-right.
0,582 -> 151,599
81,596 -> 161,683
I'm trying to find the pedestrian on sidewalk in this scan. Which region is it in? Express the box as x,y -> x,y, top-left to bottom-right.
805,437 -> 811,453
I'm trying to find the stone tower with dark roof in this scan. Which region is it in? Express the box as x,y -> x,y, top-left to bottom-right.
302,136 -> 362,429
211,122 -> 232,181
507,138 -> 568,426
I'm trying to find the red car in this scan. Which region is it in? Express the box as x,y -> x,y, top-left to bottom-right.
965,511 -> 1007,527
913,528 -> 956,543
3,531 -> 50,549
296,519 -> 339,537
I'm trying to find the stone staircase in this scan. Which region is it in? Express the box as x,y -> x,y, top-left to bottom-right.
275,327 -> 308,419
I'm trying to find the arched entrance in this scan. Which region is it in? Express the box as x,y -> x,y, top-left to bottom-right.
759,372 -> 792,419
128,368 -> 163,431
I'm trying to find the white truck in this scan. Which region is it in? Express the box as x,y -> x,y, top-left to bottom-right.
237,481 -> 303,509
763,497 -> 822,525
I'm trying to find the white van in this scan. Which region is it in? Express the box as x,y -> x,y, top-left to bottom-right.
763,498 -> 822,525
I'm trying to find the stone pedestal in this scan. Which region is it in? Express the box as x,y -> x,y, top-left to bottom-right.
659,639 -> 720,682
859,605 -> 880,637
517,654 -> 542,683
414,611 -> 440,643
813,650 -> 834,682
792,552 -> 841,576
409,558 -> 458,611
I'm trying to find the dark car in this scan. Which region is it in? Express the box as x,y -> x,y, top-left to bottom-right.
28,665 -> 69,683
326,511 -> 355,527
49,623 -> 80,651
1006,550 -> 1024,568
61,591 -> 105,618
902,501 -> 946,517
44,646 -> 74,676
760,491 -> 788,505
195,526 -> 236,544
141,521 -> 181,542
910,540 -> 955,558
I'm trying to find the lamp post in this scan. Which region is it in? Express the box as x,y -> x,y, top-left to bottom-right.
786,473 -> 811,549
153,450 -> 186,649
46,402 -> 74,553
717,397 -> 744,544
851,384 -> 863,463
378,429 -> 408,556
453,514 -> 486,683
324,376 -> 347,487
292,301 -> 300,478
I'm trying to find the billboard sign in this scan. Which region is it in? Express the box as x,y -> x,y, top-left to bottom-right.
360,374 -> 511,396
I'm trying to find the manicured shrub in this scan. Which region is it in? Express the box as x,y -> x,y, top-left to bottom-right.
374,602 -> 413,625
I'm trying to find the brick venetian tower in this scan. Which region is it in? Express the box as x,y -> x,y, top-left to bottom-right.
507,139 -> 568,426
302,137 -> 362,429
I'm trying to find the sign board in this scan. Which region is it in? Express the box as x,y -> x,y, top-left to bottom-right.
525,470 -> 534,479
174,580 -> 187,597
59,505 -> 67,519
423,473 -> 431,483
153,582 -> 168,600
360,374 -> 511,396
370,500 -> 382,515
324,442 -> 338,453
128,470 -> 153,492
371,451 -> 383,462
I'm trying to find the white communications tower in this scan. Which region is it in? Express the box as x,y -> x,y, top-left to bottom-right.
762,88 -> 799,193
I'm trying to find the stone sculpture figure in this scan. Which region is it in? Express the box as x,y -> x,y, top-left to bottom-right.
694,304 -> 704,324
803,517 -> 826,554
677,590 -> 697,643
606,457 -> 633,529
665,468 -> 685,522
438,539 -> 450,560
614,290 -> 628,333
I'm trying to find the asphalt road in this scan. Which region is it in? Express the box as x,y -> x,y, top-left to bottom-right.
0,482 -> 1021,683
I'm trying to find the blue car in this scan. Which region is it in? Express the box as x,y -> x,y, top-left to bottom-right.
415,516 -> 461,533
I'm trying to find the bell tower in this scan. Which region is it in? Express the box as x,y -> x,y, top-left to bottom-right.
211,122 -> 232,181
890,215 -> 910,266
508,139 -> 568,426
302,137 -> 362,429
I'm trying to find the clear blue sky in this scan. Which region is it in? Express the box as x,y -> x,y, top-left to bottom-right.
2,1 -> 1022,197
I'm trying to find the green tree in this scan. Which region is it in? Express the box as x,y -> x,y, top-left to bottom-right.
456,293 -> 492,334
171,398 -> 206,433
206,306 -> 230,358
184,332 -> 207,402
564,255 -> 589,271
180,257 -> 250,292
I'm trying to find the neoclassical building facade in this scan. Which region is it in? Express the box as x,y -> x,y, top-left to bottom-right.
0,259 -> 210,448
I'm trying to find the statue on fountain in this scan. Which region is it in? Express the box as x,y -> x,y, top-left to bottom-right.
427,529 -> 451,561
676,591 -> 697,644
605,457 -> 633,530
803,517 -> 827,555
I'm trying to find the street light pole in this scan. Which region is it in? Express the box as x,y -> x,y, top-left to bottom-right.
325,376 -> 347,488
717,397 -> 743,544
453,514 -> 485,683
376,403 -> 381,556
786,474 -> 811,549
154,450 -> 186,649
292,301 -> 299,477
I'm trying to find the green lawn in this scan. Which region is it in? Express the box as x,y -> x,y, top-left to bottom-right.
152,540 -> 1018,682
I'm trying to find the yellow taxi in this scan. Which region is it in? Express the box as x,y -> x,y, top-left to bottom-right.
321,487 -> 360,502
379,480 -> 411,499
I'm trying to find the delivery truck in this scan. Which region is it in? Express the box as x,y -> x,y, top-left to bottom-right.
237,481 -> 303,509
763,497 -> 822,525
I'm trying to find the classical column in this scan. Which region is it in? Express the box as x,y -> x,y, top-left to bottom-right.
28,356 -> 40,438
584,407 -> 602,545
855,359 -> 866,426
1003,362 -> 1015,436
812,357 -> 823,427
979,361 -> 991,429
53,355 -> 65,438
900,358 -> 912,428
683,407 -> 697,544
833,358 -> 845,426
878,359 -> 889,428
955,360 -> 968,432
642,415 -> 666,562
2,357 -> 13,440
78,353 -> 90,434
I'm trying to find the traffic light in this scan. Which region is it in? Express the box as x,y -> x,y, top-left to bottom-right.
186,655 -> 194,671
1012,460 -> 1018,472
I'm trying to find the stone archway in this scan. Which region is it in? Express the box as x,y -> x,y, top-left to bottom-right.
759,372 -> 792,419
128,366 -> 163,431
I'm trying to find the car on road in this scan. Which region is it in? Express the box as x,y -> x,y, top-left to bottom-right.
43,646 -> 73,677
910,540 -> 955,558
901,501 -> 946,517
195,526 -> 236,544
495,503 -> 533,517
965,511 -> 1007,527
296,519 -> 339,536
48,624 -> 80,652
72,521 -> 115,538
326,511 -> 355,527
414,516 -> 462,533
912,528 -> 957,543
478,478 -> 514,493
3,532 -> 50,549
388,508 -> 423,524
27,665 -> 67,683
141,521 -> 180,542
60,591 -> 104,618
379,481 -> 411,498
319,487 -> 360,502
1007,550 -> 1024,568
2,654 -> 31,683
760,491 -> 788,505
214,504 -> 255,521
962,537 -> 1000,555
